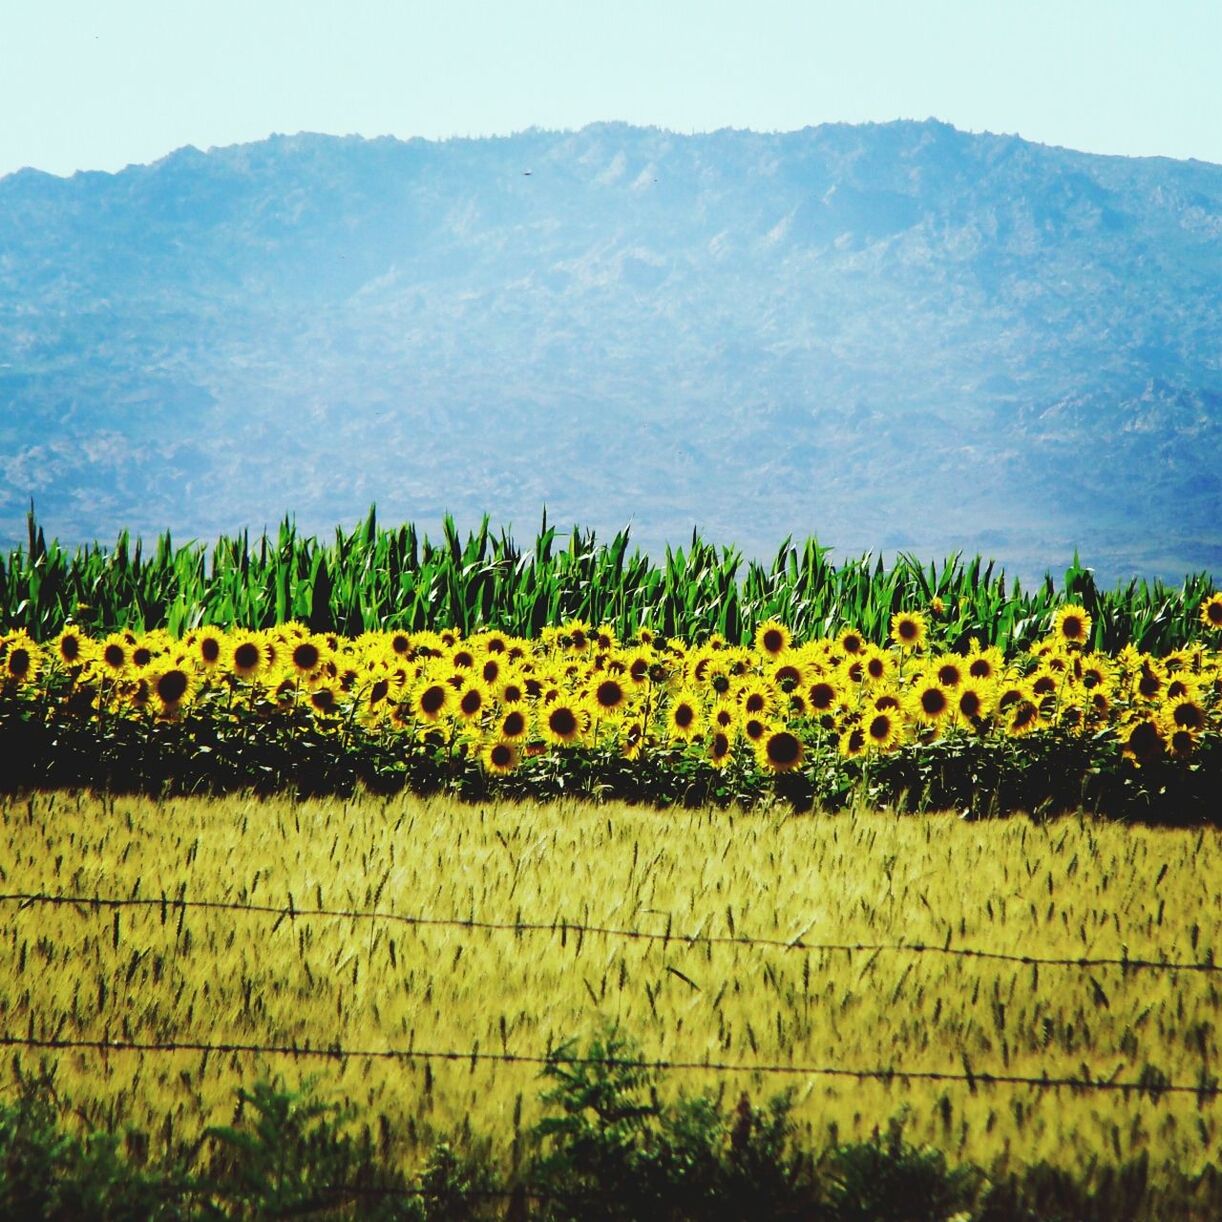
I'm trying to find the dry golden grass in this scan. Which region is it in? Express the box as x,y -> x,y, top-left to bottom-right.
1,791 -> 1218,1182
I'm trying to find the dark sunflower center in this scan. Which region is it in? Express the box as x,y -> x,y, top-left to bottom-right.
550,707 -> 577,736
674,703 -> 694,728
868,714 -> 891,741
420,685 -> 446,715
201,637 -> 221,663
293,643 -> 320,671
921,688 -> 947,716
234,642 -> 260,670
460,690 -> 483,716
596,680 -> 624,709
9,648 -> 31,677
810,683 -> 835,710
766,731 -> 801,765
503,710 -> 526,737
157,670 -> 189,704
762,629 -> 784,654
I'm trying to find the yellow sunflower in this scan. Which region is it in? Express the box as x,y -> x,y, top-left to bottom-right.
482,740 -> 520,775
666,690 -> 703,741
708,730 -> 734,769
1198,593 -> 1222,632
754,619 -> 792,658
542,700 -> 585,746
757,728 -> 804,772
890,611 -> 927,652
1053,604 -> 1092,648
1,631 -> 41,686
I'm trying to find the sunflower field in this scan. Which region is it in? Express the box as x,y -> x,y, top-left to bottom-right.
3,594 -> 1221,819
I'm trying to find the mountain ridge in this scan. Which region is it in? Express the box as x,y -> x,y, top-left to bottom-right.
2,120 -> 1219,584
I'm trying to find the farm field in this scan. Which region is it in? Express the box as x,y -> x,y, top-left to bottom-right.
2,790 -> 1218,1202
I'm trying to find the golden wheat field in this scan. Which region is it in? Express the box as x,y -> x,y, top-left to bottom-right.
1,791 -> 1218,1186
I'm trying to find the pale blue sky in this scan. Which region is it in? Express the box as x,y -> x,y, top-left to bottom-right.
2,0 -> 1220,178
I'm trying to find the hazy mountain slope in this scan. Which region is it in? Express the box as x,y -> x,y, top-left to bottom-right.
1,120 -> 1219,583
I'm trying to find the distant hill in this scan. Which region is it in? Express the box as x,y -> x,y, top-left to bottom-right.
1,120 -> 1219,584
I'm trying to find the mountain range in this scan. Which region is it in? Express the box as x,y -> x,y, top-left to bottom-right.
1,119 -> 1220,584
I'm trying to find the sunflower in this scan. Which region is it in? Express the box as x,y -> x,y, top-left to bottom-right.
151,664 -> 194,717
365,674 -> 392,710
1121,718 -> 1164,766
1053,605 -> 1092,648
591,676 -> 629,716
1166,727 -> 1197,761
192,626 -> 225,670
838,725 -> 867,759
838,628 -> 866,656
454,682 -> 490,722
1198,593 -> 1222,631
289,636 -> 325,679
307,683 -> 341,718
966,648 -> 1003,683
953,682 -> 990,726
412,681 -> 451,723
620,719 -> 645,760
53,626 -> 89,669
709,730 -> 734,769
742,716 -> 768,744
1006,699 -> 1042,737
1169,696 -> 1207,733
709,700 -> 737,732
754,619 -> 791,658
890,611 -> 927,652
498,675 -> 527,705
935,659 -> 964,688
542,701 -> 584,746
911,678 -> 951,725
862,649 -> 891,684
99,633 -> 131,676
498,707 -> 529,740
757,728 -> 804,773
1,631 -> 41,686
666,690 -> 702,741
482,740 -> 520,775
864,710 -> 899,751
739,682 -> 774,717
1134,663 -> 1164,701
807,680 -> 838,714
229,633 -> 265,680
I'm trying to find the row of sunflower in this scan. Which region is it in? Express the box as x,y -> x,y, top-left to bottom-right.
1,598 -> 1220,784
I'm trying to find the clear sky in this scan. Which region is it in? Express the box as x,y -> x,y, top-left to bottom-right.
2,0 -> 1220,178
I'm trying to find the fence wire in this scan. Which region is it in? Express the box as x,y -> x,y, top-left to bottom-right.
2,1033 -> 1215,1098
2,891 -> 1214,974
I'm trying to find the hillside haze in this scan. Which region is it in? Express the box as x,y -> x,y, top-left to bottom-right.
2,120 -> 1220,584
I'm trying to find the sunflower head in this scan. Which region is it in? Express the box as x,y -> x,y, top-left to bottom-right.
757,728 -> 804,773
754,620 -> 792,658
482,740 -> 520,775
1053,605 -> 1092,648
1,631 -> 41,686
890,611 -> 927,652
709,730 -> 733,769
1199,593 -> 1222,631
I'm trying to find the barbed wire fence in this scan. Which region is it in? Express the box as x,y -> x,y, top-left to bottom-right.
3,891 -> 1216,974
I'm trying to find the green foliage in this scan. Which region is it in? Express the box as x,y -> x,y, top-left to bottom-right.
203,1075 -> 411,1218
0,1068 -> 192,1220
2,1059 -> 1219,1219
530,1025 -> 821,1219
4,506 -> 1216,653
820,1113 -> 980,1221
